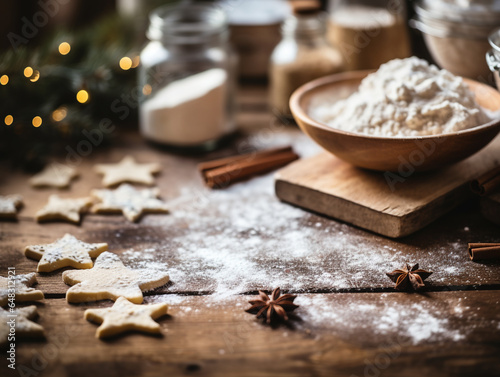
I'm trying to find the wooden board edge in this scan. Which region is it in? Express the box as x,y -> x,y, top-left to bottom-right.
275,179 -> 403,238
398,184 -> 471,237
275,179 -> 471,238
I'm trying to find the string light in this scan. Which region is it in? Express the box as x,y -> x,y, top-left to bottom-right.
4,115 -> 13,125
132,56 -> 140,68
30,70 -> 40,82
76,89 -> 89,103
24,67 -> 34,78
119,57 -> 133,71
58,42 -> 71,55
0,75 -> 9,85
52,107 -> 67,122
32,116 -> 42,128
142,84 -> 152,96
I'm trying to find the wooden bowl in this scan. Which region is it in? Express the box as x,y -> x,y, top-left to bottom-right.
290,71 -> 500,172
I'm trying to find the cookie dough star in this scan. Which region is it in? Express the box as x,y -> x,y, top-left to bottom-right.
91,184 -> 169,222
94,156 -> 161,187
36,195 -> 92,224
0,273 -> 44,306
85,297 -> 168,339
0,195 -> 23,219
62,252 -> 169,304
30,162 -> 78,189
25,234 -> 109,273
0,306 -> 45,346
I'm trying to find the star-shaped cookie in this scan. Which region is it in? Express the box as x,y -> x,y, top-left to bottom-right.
24,234 -> 109,273
36,195 -> 92,224
84,297 -> 168,339
94,156 -> 161,187
0,306 -> 45,346
91,184 -> 169,222
0,273 -> 44,306
30,162 -> 78,189
0,194 -> 23,219
62,252 -> 169,303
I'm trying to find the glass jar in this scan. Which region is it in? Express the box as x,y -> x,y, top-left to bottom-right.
270,10 -> 344,118
139,3 -> 237,151
327,0 -> 411,70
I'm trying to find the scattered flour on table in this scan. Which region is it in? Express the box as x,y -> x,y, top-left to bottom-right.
309,57 -> 489,137
296,294 -> 466,345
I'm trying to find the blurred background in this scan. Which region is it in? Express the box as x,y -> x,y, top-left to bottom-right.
1,0 -> 495,169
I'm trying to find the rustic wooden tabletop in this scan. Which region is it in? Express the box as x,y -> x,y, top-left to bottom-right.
1,84 -> 500,377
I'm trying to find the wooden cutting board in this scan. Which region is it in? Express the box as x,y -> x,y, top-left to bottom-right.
481,192 -> 500,226
275,136 -> 500,238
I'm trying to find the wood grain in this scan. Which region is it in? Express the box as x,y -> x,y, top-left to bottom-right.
1,84 -> 499,377
275,139 -> 500,238
2,291 -> 499,377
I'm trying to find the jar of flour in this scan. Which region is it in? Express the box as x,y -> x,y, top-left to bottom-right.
139,3 -> 236,151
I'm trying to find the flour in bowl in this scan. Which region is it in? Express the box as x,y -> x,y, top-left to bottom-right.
309,57 -> 489,137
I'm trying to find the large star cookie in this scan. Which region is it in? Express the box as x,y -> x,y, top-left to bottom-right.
25,234 -> 108,273
0,195 -> 23,219
0,273 -> 44,306
0,306 -> 45,346
62,252 -> 169,304
94,156 -> 161,187
36,195 -> 92,224
91,184 -> 168,222
30,162 -> 78,189
85,297 -> 168,339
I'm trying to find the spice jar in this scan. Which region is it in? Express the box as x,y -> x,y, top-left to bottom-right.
139,3 -> 237,151
327,0 -> 411,71
269,1 -> 344,118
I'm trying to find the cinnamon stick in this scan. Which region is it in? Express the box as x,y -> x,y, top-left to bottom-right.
198,146 -> 293,173
468,242 -> 500,261
199,147 -> 299,189
470,166 -> 500,196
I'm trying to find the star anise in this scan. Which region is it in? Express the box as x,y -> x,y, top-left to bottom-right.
386,263 -> 433,291
245,287 -> 299,324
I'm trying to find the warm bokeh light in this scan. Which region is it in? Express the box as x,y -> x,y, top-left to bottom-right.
132,56 -> 140,68
58,42 -> 71,55
0,75 -> 9,85
76,89 -> 89,103
4,115 -> 13,125
52,107 -> 67,122
32,116 -> 42,128
24,67 -> 34,78
142,84 -> 152,95
30,70 -> 40,82
119,57 -> 133,70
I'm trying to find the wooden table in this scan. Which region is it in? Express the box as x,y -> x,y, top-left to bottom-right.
1,84 -> 500,377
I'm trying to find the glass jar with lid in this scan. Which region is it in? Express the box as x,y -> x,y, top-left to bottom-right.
139,3 -> 237,151
269,3 -> 344,118
328,0 -> 411,70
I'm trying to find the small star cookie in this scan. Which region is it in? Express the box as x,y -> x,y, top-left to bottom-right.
62,252 -> 169,304
0,273 -> 44,306
30,162 -> 78,189
0,195 -> 23,219
91,184 -> 168,222
84,297 -> 168,339
94,156 -> 161,187
0,306 -> 45,346
36,195 -> 92,224
25,234 -> 109,273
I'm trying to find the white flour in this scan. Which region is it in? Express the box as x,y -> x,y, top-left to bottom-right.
309,57 -> 489,137
140,68 -> 230,145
